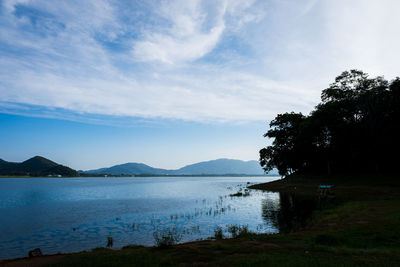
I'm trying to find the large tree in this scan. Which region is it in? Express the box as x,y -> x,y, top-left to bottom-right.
260,70 -> 399,176
259,112 -> 307,176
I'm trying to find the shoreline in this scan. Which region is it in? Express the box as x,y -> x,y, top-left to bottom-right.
2,174 -> 400,266
0,174 -> 278,178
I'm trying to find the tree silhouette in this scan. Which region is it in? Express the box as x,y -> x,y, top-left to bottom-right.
260,70 -> 399,176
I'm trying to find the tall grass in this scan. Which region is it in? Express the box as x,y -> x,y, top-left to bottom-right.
106,236 -> 113,248
153,227 -> 182,248
213,226 -> 224,240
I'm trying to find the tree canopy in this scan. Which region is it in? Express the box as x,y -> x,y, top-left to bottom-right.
260,70 -> 400,176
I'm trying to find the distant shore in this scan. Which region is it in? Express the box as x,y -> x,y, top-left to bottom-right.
0,175 -> 31,178
0,174 -> 278,178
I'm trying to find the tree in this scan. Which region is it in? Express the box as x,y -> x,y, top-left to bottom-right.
259,112 -> 306,176
260,70 -> 399,176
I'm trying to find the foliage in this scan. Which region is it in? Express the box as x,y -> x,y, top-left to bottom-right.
260,70 -> 400,176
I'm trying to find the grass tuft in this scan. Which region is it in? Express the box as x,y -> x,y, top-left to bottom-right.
153,227 -> 182,248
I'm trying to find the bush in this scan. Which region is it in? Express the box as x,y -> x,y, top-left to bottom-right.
153,227 -> 182,248
214,226 -> 224,240
106,236 -> 113,248
228,225 -> 239,238
228,225 -> 251,238
237,225 -> 251,237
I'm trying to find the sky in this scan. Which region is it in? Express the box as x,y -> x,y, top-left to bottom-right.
0,0 -> 399,170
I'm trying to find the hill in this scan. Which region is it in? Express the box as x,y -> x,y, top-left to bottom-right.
0,156 -> 78,177
84,158 -> 273,176
85,162 -> 171,176
173,159 -> 265,175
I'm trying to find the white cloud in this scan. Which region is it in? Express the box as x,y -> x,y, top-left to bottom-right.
300,0 -> 319,16
322,0 -> 400,79
133,24 -> 225,64
0,58 -> 313,122
132,0 -> 227,64
0,0 -> 399,124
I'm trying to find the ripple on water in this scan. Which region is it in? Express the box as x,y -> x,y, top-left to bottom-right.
0,176 -> 281,260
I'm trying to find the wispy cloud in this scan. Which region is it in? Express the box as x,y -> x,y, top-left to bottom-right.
0,0 -> 399,124
133,0 -> 227,64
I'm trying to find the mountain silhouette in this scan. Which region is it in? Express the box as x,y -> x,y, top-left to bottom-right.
0,156 -> 78,177
84,158 -> 274,176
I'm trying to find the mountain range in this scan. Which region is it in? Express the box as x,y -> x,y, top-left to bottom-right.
84,158 -> 274,176
0,156 -> 276,177
0,156 -> 78,177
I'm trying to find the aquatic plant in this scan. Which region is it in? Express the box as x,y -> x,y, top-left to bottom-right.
228,225 -> 251,238
237,225 -> 251,237
228,225 -> 239,238
213,226 -> 224,240
229,192 -> 243,197
106,236 -> 113,248
153,227 -> 182,247
229,191 -> 250,197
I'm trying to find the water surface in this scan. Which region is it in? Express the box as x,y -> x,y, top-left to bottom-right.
0,176 -> 280,260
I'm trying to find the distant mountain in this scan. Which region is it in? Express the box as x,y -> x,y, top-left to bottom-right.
173,159 -> 265,175
0,159 -> 17,170
84,158 -> 275,176
85,162 -> 171,176
0,156 -> 78,177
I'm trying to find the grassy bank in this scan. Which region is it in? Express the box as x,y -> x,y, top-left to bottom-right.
250,174 -> 400,200
2,174 -> 400,266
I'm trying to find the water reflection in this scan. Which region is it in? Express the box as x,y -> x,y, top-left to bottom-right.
262,192 -> 337,233
0,177 -> 282,260
0,178 -> 338,259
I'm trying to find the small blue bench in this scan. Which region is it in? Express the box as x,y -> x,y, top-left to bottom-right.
319,185 -> 335,189
318,185 -> 336,198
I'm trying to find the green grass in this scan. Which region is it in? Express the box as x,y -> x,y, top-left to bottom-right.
308,200 -> 400,249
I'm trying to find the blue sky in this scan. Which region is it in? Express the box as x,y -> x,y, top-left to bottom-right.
0,0 -> 399,170
0,113 -> 268,170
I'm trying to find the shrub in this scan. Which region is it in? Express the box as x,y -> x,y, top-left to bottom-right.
228,225 -> 239,238
237,225 -> 251,237
228,225 -> 251,238
214,226 -> 224,240
153,227 -> 182,248
106,236 -> 113,248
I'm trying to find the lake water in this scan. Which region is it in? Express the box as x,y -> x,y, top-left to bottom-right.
0,176 -> 281,260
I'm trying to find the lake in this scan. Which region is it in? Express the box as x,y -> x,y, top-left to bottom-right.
0,176 -> 281,260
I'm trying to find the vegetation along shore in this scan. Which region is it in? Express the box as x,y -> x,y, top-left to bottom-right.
2,174 -> 400,266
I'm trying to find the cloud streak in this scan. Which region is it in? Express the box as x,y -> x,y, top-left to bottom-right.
133,0 -> 227,64
0,0 -> 399,124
